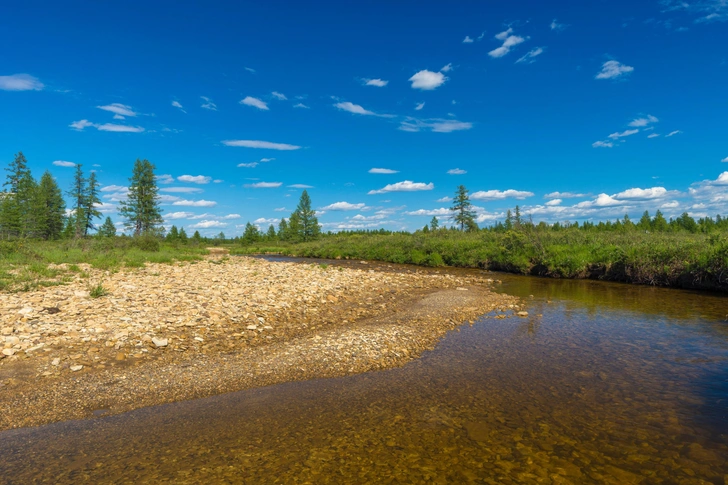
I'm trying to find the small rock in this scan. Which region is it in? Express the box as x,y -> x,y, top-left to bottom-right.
152,337 -> 168,348
2,348 -> 16,357
74,290 -> 90,298
115,352 -> 126,361
69,365 -> 83,372
18,307 -> 33,316
194,337 -> 204,342
517,311 -> 529,317
246,325 -> 258,330
1,327 -> 12,336
51,358 -> 61,366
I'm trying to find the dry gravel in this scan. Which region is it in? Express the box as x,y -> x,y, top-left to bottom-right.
0,256 -> 520,430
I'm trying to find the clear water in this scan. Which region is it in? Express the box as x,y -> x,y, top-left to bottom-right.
1,267 -> 727,484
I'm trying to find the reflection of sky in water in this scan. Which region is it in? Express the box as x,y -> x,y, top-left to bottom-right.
1,263 -> 727,483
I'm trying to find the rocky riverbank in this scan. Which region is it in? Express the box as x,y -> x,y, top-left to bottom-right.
0,256 -> 521,430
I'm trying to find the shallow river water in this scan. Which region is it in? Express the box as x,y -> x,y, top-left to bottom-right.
1,262 -> 727,484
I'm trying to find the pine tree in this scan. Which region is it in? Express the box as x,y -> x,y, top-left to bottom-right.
652,210 -> 668,232
98,216 -> 117,237
119,159 -> 163,236
192,230 -> 202,242
429,216 -> 439,231
68,163 -> 87,238
638,211 -> 651,231
178,227 -> 188,243
243,222 -> 260,244
450,185 -> 476,231
36,171 -> 66,239
62,215 -> 75,239
166,225 -> 180,241
287,211 -> 302,241
1,152 -> 35,238
514,205 -> 522,228
290,190 -> 320,241
83,171 -> 102,235
278,218 -> 289,241
266,224 -> 277,240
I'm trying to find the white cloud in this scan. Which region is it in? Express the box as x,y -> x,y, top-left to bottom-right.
404,208 -> 451,216
158,194 -> 182,203
274,207 -> 286,212
165,211 -> 195,219
69,120 -> 94,130
666,130 -> 682,137
321,202 -> 369,211
222,214 -> 241,219
244,182 -> 283,188
545,199 -> 562,206
222,140 -> 302,150
97,103 -> 138,117
213,179 -> 223,183
101,184 -> 128,192
288,184 -> 314,188
364,79 -> 388,87
293,103 -> 309,109
237,162 -> 258,168
614,187 -> 668,200
368,180 -> 434,195
608,129 -> 640,139
415,102 -> 425,111
544,191 -> 586,199
200,96 -> 217,110
722,157 -> 728,163
241,96 -> 269,110
172,199 -> 217,207
516,47 -> 544,64
97,123 -> 144,133
550,19 -> 567,31
177,175 -> 211,184
447,168 -> 467,175
52,160 -> 75,167
628,114 -> 659,127
592,140 -> 614,148
271,91 -> 287,100
254,218 -> 279,225
489,29 -> 527,58
661,201 -> 680,209
245,67 -> 256,73
399,117 -> 473,133
369,168 -> 399,174
335,101 -> 376,116
595,60 -> 634,80
0,73 -> 44,91
190,220 -> 227,229
160,187 -> 203,193
171,101 -> 185,112
113,114 -> 125,120
440,63 -> 453,72
471,189 -> 534,201
575,193 -> 623,208
408,70 -> 447,90
463,36 -> 474,43
156,174 -> 174,184
477,31 -> 486,40
436,196 -> 451,203
260,158 -> 275,162
648,133 -> 660,138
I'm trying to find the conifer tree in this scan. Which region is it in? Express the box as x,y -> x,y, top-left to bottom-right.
290,190 -> 320,241
430,216 -> 439,231
192,230 -> 202,243
98,217 -> 117,237
61,215 -> 75,239
179,227 -> 188,243
83,171 -> 102,235
166,225 -> 180,241
243,222 -> 260,244
36,171 -> 66,239
450,185 -> 476,231
266,224 -> 277,240
119,159 -> 163,236
1,152 -> 35,238
278,218 -> 289,241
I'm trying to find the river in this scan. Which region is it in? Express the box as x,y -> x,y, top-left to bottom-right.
1,259 -> 726,483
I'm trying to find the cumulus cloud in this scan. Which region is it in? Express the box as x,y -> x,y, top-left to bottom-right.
575,193 -> 623,208
404,208 -> 451,216
222,214 -> 241,219
334,101 -> 375,116
368,180 -> 434,195
177,175 -> 211,184
722,157 -> 728,163
156,174 -> 174,184
240,96 -> 269,110
244,182 -> 283,188
190,220 -> 227,229
364,79 -> 388,87
614,187 -> 668,200
436,196 -> 451,203
408,70 -> 447,90
52,160 -> 75,167
222,140 -> 301,150
628,114 -> 659,127
101,185 -> 128,193
489,28 -> 527,58
369,168 -> 399,174
271,91 -> 287,100
399,117 -> 473,133
200,96 -> 217,110
172,199 -> 217,207
608,129 -> 640,139
254,218 -> 279,225
471,189 -> 534,201
97,103 -> 138,117
544,191 -> 586,199
666,130 -> 682,137
160,187 -> 203,193
165,211 -> 195,219
0,73 -> 44,91
592,140 -> 614,148
516,47 -> 544,64
661,201 -> 680,209
321,202 -> 369,211
545,199 -> 562,206
447,168 -> 467,175
595,60 -> 634,80
69,119 -> 144,133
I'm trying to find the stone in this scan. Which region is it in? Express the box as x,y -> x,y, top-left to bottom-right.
69,364 -> 83,372
517,311 -> 529,317
115,352 -> 126,361
152,337 -> 168,348
18,307 -> 33,315
2,348 -> 16,357
51,358 -> 61,366
1,327 -> 11,336
247,325 -> 258,330
74,290 -> 90,298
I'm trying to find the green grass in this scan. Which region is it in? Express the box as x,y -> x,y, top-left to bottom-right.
233,229 -> 728,292
0,237 -> 207,292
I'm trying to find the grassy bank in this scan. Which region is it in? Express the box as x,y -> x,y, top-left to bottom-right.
0,238 -> 206,292
231,229 -> 728,292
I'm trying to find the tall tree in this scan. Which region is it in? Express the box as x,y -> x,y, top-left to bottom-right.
243,222 -> 260,244
290,190 -> 320,241
119,159 -> 163,236
278,217 -> 289,241
430,216 -> 439,231
36,171 -> 66,239
450,185 -> 476,231
266,224 -> 277,240
68,164 -> 86,238
98,216 -> 117,237
178,227 -> 188,243
83,171 -> 102,235
166,225 -> 180,241
1,152 -> 35,238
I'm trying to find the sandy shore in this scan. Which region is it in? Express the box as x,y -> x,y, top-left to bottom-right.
0,256 -> 520,430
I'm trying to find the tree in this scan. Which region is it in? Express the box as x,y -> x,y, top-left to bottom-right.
119,159 -> 163,236
191,230 -> 202,243
430,216 -> 439,231
652,210 -> 668,232
83,171 -> 102,235
290,190 -> 320,241
179,227 -> 188,243
450,185 -> 476,231
166,225 -> 180,241
36,171 -> 66,239
243,222 -> 260,244
1,152 -> 35,238
68,164 -> 87,238
504,210 -> 513,231
278,218 -> 289,241
514,205 -> 522,228
98,216 -> 117,237
638,211 -> 651,231
266,224 -> 277,240
61,215 -> 75,239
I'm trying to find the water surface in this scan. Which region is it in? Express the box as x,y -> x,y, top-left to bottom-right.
1,265 -> 727,484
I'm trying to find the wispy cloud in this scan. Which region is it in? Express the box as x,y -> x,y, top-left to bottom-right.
171,100 -> 185,112
648,133 -> 661,138
436,196 -> 451,203
368,180 -> 434,195
408,70 -> 447,90
399,117 -> 473,133
550,19 -> 567,31
69,120 -> 144,133
156,174 -> 174,184
666,130 -> 683,137
405,208 -> 451,217
471,189 -> 534,201
415,102 -> 425,111
463,36 -> 474,43
447,168 -> 467,175
363,78 -> 388,87
288,184 -> 313,189
544,191 -> 586,199
293,103 -> 309,109
489,28 -> 527,58
172,199 -> 217,207
369,168 -> 399,174
222,214 -> 241,219
52,160 -> 75,167
201,96 -> 217,110
165,211 -> 195,220
440,63 -> 453,72
240,96 -> 269,110
592,140 -> 614,148
595,60 -> 634,80
628,114 -> 659,127
222,140 -> 302,150
721,156 -> 728,162
237,162 -> 258,168
177,175 -> 211,184
271,91 -> 287,100
160,187 -> 203,193
0,74 -> 44,91
516,47 -> 544,64
244,181 -> 283,188
661,0 -> 728,23
97,103 -> 138,118
321,201 -> 369,211
608,129 -> 639,139
334,101 -> 392,117
190,220 -> 227,228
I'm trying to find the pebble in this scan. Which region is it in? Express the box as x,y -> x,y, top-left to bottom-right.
2,349 -> 15,357
69,365 -> 83,372
51,358 -> 60,366
152,338 -> 168,348
517,311 -> 529,317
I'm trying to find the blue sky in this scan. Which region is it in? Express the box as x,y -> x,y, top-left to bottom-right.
1,1 -> 727,235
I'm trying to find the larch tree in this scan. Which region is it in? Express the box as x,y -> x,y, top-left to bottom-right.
450,185 -> 476,231
68,163 -> 86,238
36,171 -> 66,239
98,216 -> 117,237
119,159 -> 163,236
290,190 -> 320,241
83,171 -> 102,235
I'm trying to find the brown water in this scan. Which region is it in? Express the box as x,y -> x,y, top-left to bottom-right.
1,265 -> 727,484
